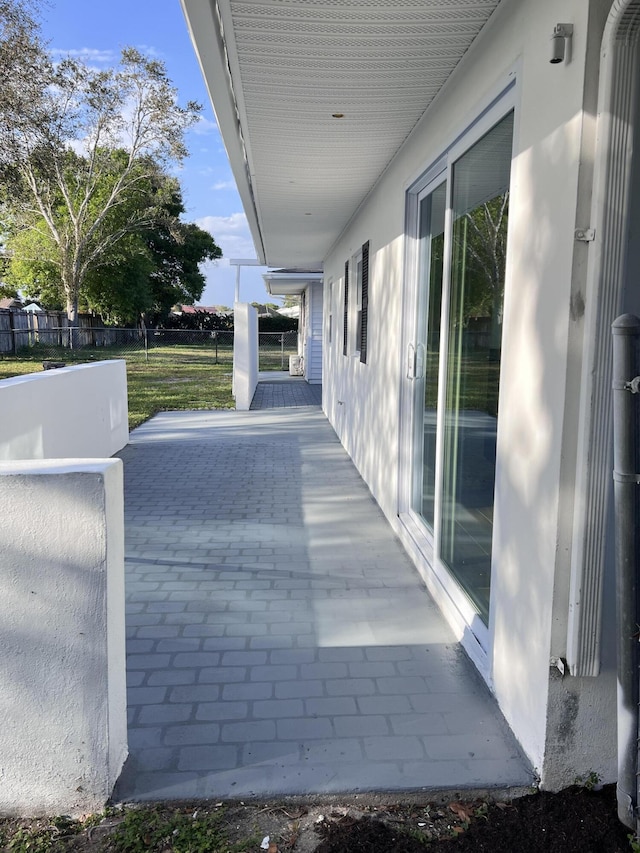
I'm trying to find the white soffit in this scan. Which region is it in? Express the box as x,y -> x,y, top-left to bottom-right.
182,0 -> 501,268
264,270 -> 323,296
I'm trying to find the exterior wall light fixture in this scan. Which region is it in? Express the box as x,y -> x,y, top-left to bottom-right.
550,23 -> 573,64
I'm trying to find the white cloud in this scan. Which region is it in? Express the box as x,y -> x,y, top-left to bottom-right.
197,212 -> 247,234
196,212 -> 258,260
198,214 -> 267,303
50,47 -> 118,65
192,116 -> 219,136
133,44 -> 163,59
50,45 -> 164,67
212,180 -> 236,191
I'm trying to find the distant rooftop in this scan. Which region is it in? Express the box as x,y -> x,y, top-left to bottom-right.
172,304 -> 231,315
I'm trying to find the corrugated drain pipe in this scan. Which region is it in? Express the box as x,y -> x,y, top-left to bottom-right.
611,314 -> 640,833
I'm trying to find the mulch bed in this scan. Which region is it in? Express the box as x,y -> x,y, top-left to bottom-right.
314,785 -> 632,852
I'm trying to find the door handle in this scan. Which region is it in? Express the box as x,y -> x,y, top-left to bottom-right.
407,343 -> 416,379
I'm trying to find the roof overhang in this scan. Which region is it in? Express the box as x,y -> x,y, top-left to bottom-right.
264,270 -> 323,297
180,0 -> 502,269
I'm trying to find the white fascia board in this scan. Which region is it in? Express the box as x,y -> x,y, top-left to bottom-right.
180,0 -> 266,264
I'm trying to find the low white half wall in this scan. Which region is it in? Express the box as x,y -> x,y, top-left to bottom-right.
233,303 -> 259,410
0,459 -> 127,816
0,360 -> 129,461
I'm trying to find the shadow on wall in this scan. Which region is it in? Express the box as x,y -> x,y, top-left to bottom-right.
491,106 -> 617,786
325,234 -> 407,521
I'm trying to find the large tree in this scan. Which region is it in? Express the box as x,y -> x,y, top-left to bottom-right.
5,159 -> 221,324
0,7 -> 202,321
82,168 -> 222,323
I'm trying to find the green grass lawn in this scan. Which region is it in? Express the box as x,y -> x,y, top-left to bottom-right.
0,351 -> 234,430
126,359 -> 233,429
0,360 -> 42,380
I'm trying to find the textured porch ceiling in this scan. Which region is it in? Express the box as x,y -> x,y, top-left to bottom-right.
181,0 -> 501,268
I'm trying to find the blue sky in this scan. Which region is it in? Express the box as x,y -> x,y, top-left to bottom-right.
39,0 -> 272,307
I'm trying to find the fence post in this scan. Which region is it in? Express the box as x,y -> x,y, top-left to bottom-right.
144,328 -> 149,363
280,334 -> 285,369
611,314 -> 640,833
9,311 -> 17,355
215,330 -> 218,365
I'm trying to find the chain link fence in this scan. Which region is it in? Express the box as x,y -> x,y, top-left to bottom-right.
258,330 -> 298,370
0,326 -> 298,370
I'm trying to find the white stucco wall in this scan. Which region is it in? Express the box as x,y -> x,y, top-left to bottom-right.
233,302 -> 259,410
0,360 -> 129,460
322,0 -> 617,787
0,459 -> 127,816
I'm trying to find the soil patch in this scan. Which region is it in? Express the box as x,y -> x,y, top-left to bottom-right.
0,785 -> 633,853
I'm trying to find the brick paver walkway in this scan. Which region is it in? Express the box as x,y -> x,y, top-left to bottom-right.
115,396 -> 533,801
250,373 -> 322,408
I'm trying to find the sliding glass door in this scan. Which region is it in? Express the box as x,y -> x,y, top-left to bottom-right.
411,111 -> 513,627
414,182 -> 445,529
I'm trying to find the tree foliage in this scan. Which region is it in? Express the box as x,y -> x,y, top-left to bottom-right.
5,160 -> 221,324
453,192 -> 509,324
0,3 -> 206,321
84,169 -> 221,324
258,314 -> 297,332
159,310 -> 234,331
0,0 -> 51,180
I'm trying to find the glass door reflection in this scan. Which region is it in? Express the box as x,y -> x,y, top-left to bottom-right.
440,113 -> 513,623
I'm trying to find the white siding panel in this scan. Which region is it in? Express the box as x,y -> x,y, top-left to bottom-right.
306,282 -> 323,384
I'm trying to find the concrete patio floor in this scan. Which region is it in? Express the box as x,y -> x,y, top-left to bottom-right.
114,379 -> 534,802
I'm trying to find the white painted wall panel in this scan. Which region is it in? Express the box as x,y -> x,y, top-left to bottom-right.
0,361 -> 128,461
233,302 -> 259,409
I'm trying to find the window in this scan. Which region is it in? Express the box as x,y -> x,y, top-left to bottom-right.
408,109 -> 514,626
343,241 -> 370,362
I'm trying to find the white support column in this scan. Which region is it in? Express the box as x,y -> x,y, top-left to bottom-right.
0,459 -> 127,816
233,302 -> 259,410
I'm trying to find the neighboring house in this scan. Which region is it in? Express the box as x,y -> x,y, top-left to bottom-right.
264,270 -> 323,384
277,305 -> 300,320
181,0 -> 640,793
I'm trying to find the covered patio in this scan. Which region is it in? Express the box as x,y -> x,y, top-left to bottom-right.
115,381 -> 532,801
